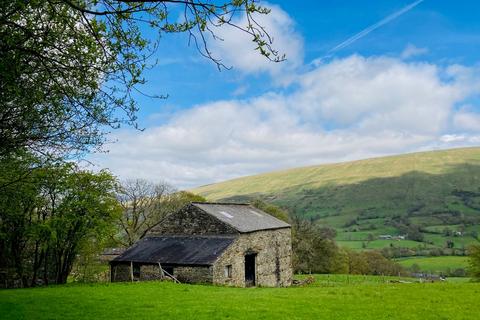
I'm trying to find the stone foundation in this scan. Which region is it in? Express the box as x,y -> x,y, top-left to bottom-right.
110,263 -> 213,284
174,266 -> 213,283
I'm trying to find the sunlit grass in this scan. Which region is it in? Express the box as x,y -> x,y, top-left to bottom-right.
1,275 -> 479,319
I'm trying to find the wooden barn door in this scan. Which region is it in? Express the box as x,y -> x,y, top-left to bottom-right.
244,253 -> 256,287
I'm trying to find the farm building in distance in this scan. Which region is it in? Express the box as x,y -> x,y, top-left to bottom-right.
110,202 -> 293,287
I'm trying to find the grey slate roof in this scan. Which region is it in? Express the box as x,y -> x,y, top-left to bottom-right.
192,202 -> 290,233
112,236 -> 235,266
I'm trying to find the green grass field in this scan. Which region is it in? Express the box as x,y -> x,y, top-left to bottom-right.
1,275 -> 479,320
396,256 -> 470,273
337,239 -> 432,250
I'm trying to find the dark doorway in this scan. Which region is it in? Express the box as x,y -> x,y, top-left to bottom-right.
244,253 -> 256,287
162,266 -> 174,277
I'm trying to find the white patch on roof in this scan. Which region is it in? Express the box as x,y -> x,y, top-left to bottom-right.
249,210 -> 263,217
192,203 -> 290,233
219,211 -> 234,219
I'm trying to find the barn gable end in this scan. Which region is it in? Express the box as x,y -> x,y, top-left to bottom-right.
149,203 -> 239,236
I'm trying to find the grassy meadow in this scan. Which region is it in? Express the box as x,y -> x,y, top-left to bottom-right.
1,275 -> 479,320
192,147 -> 480,201
396,256 -> 470,273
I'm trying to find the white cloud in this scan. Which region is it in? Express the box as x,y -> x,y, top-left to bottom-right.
401,44 -> 429,59
90,55 -> 480,189
208,3 -> 303,77
293,56 -> 463,134
453,108 -> 480,131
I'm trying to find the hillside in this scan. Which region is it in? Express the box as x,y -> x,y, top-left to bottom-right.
192,147 -> 480,254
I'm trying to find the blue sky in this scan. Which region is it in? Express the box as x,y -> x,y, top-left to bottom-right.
91,0 -> 480,188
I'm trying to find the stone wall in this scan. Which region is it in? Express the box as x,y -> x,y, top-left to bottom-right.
140,265 -> 163,281
111,263 -> 131,282
149,204 -> 238,236
111,263 -> 162,282
174,266 -> 213,284
110,263 -> 213,284
213,228 -> 292,287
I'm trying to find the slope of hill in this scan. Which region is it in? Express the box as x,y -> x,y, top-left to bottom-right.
192,147 -> 480,253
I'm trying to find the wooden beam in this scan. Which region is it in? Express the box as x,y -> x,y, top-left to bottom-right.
130,261 -> 134,282
158,262 -> 164,279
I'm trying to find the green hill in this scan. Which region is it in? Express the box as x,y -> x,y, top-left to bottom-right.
192,147 -> 480,254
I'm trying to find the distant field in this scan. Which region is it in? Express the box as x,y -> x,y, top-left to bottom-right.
337,239 -> 432,250
396,256 -> 470,273
191,147 -> 480,262
1,276 -> 479,320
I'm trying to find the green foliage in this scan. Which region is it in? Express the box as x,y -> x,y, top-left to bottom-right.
0,0 -> 280,159
251,199 -> 290,222
0,154 -> 120,287
70,241 -> 110,283
1,277 -> 479,319
291,216 -> 347,274
177,191 -> 207,204
468,244 -> 480,280
342,249 -> 405,276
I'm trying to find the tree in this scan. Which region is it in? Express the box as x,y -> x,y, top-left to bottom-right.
362,251 -> 404,276
115,179 -> 174,246
446,240 -> 455,249
345,249 -> 369,275
251,199 -> 290,222
0,152 -> 43,287
0,1 -> 282,159
290,215 -> 346,274
115,179 -> 206,246
410,263 -> 421,274
44,167 -> 120,284
0,156 -> 120,287
367,233 -> 375,243
471,230 -> 478,240
400,224 -> 424,242
468,244 -> 480,281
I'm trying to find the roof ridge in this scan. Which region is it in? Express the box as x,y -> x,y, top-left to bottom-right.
191,201 -> 250,206
146,234 -> 237,239
191,202 -> 291,233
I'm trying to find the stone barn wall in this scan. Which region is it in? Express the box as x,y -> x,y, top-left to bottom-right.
149,204 -> 238,236
110,263 -> 213,284
174,266 -> 213,283
111,263 -> 131,282
139,265 -> 163,281
213,228 -> 292,287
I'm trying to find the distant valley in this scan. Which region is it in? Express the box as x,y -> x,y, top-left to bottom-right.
192,147 -> 480,264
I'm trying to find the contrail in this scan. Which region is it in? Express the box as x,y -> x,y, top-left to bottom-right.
328,0 -> 425,55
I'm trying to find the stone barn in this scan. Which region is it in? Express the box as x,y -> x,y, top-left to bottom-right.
110,202 -> 292,287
